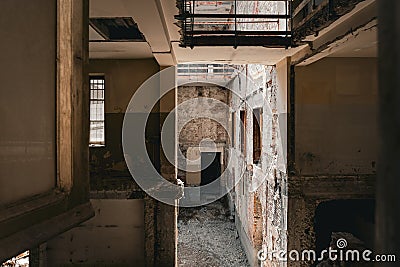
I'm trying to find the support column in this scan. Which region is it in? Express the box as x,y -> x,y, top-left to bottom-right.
376,0 -> 400,261
29,244 -> 47,267
156,66 -> 178,266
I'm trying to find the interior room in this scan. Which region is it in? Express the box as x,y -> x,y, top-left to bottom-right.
1,0 -> 398,267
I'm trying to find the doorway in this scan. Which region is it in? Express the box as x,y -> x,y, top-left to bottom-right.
200,152 -> 222,201
201,152 -> 221,186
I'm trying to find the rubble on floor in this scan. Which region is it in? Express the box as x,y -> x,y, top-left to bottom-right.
178,200 -> 250,267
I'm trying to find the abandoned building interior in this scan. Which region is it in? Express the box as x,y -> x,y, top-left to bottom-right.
0,0 -> 399,266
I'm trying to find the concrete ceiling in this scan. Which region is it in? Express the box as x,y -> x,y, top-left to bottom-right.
89,25 -> 154,59
294,0 -> 377,66
89,0 -> 377,66
328,25 -> 377,58
89,0 -> 176,64
89,0 -> 307,65
90,42 -> 154,59
172,43 -> 307,65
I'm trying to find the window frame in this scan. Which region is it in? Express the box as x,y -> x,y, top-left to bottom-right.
89,75 -> 106,147
240,109 -> 246,154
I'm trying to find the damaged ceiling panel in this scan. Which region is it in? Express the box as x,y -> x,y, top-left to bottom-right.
89,17 -> 146,42
292,0 -> 369,43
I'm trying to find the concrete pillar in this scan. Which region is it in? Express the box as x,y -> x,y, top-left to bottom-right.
156,66 -> 178,266
29,244 -> 47,267
376,0 -> 400,261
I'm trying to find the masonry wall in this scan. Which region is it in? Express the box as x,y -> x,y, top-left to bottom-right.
227,61 -> 289,267
177,85 -> 230,185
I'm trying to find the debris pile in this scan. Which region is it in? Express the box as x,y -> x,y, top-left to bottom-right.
178,200 -> 249,267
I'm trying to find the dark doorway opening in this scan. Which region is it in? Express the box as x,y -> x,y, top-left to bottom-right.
201,152 -> 221,186
314,199 -> 375,256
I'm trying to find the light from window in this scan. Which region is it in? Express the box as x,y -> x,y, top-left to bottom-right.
89,76 -> 105,146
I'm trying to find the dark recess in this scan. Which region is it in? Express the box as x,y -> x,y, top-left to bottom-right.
90,17 -> 146,42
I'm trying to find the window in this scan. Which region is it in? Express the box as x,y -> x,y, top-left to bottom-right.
207,64 -> 214,74
253,108 -> 262,164
240,110 -> 246,153
89,76 -> 105,146
231,112 -> 235,147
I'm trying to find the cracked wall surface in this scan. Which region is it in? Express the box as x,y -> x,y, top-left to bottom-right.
227,61 -> 289,267
177,85 -> 230,185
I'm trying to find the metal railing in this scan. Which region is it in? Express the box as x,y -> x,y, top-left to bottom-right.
176,0 -> 292,48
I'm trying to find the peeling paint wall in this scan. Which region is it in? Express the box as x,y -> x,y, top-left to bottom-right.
227,61 -> 289,267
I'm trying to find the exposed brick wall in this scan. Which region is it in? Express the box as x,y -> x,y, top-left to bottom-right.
227,64 -> 289,267
177,85 -> 230,183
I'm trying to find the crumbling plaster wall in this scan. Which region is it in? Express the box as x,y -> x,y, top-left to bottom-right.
228,60 -> 289,267
177,85 -> 230,184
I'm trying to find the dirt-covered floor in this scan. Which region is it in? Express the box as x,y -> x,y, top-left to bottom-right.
177,200 -> 250,267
